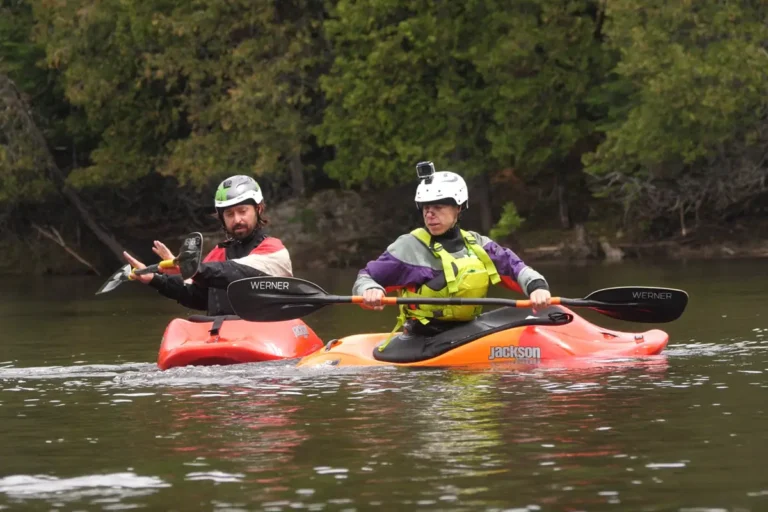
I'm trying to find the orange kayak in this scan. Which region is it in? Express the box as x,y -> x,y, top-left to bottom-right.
296,306 -> 668,368
158,315 -> 324,370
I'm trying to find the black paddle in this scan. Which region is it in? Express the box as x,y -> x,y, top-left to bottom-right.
226,276 -> 688,323
95,232 -> 204,295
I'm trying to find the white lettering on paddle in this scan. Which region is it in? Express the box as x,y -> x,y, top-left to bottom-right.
632,291 -> 672,300
292,325 -> 309,339
250,280 -> 289,291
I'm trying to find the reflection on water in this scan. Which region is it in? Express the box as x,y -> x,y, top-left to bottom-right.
1,261 -> 768,510
0,352 -> 766,510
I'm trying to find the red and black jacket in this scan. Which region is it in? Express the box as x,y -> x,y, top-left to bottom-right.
148,229 -> 292,316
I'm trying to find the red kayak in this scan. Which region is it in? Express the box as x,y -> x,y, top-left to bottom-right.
157,315 -> 324,370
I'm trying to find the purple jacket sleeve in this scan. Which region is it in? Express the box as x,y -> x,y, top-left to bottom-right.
353,251 -> 436,295
483,240 -> 528,279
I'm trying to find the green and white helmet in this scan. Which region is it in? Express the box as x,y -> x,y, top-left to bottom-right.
214,175 -> 264,216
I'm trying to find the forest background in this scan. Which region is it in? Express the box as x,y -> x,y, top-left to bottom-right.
2,0 -> 768,275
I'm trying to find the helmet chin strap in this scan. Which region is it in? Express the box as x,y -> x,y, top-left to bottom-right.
456,203 -> 465,222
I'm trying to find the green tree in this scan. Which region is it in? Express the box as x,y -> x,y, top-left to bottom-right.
154,0 -> 330,196
584,0 -> 768,235
318,0 -> 537,233
317,0 -> 613,232
31,0 -> 329,195
0,0 -> 65,206
316,0 -> 499,185
489,201 -> 524,240
1,1 -> 126,268
475,0 -> 614,229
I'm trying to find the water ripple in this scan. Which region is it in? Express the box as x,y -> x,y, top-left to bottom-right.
1,337 -> 767,511
0,472 -> 169,502
0,363 -> 153,380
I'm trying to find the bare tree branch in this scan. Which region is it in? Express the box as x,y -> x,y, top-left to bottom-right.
0,73 -> 126,263
31,222 -> 101,275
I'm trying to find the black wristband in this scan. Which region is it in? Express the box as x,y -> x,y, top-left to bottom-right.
526,279 -> 549,295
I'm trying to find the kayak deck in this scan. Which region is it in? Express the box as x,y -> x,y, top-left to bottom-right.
158,315 -> 324,370
296,306 -> 668,368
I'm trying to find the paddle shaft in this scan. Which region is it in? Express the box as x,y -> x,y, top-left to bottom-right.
134,259 -> 178,275
226,276 -> 687,323
284,295 -> 638,309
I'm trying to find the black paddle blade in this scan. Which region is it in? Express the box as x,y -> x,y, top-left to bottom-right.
178,232 -> 203,279
133,232 -> 203,278
578,286 -> 688,323
95,264 -> 132,295
227,276 -> 333,322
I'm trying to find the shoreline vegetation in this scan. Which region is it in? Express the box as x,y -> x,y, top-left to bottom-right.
2,1 -> 768,275
3,185 -> 768,276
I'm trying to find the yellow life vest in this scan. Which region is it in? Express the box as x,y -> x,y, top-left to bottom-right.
379,228 -> 501,351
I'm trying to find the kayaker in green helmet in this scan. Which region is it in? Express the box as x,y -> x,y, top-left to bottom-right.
355,161 -> 552,341
123,175 -> 292,316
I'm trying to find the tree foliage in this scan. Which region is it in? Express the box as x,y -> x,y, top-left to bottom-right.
2,0 -> 768,266
0,0 -> 66,207
489,201 -> 524,241
584,0 -> 768,229
476,0 -> 613,175
316,0 -> 611,232
316,0 -> 498,186
317,0 -> 611,183
30,0 -> 329,192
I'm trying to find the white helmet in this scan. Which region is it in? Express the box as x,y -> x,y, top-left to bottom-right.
415,171 -> 469,210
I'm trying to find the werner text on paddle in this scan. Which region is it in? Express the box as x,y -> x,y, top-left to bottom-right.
250,280 -> 289,291
631,291 -> 673,300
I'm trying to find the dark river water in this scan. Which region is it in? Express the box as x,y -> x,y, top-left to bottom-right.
1,260 -> 767,511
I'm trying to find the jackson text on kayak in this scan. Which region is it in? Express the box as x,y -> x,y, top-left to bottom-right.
250,280 -> 289,291
488,346 -> 542,361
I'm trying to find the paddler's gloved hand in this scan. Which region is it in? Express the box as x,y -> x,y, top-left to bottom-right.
361,288 -> 386,311
530,289 -> 552,313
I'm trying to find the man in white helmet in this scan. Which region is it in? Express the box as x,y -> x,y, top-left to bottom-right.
123,175 -> 292,316
354,161 -> 552,344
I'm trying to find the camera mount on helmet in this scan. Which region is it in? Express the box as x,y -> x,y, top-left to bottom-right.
414,163 -> 469,212
416,161 -> 435,184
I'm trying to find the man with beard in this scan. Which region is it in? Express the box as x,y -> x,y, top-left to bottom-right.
123,175 -> 292,316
